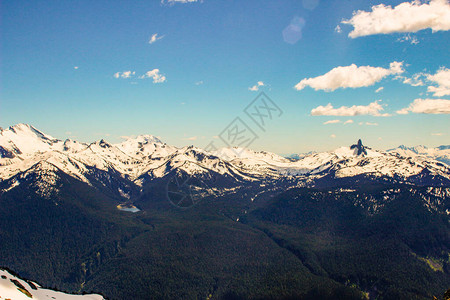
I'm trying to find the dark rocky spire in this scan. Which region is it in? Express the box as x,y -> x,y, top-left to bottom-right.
350,139 -> 367,156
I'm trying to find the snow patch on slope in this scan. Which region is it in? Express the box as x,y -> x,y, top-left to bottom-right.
0,269 -> 105,300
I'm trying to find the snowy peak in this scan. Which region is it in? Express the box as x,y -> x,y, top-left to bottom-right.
387,144 -> 450,166
129,134 -> 163,144
94,139 -> 113,149
116,134 -> 176,159
62,139 -> 88,153
213,147 -> 290,163
0,124 -> 61,158
391,144 -> 428,155
7,123 -> 58,144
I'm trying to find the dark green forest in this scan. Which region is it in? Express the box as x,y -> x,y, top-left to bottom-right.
0,171 -> 449,299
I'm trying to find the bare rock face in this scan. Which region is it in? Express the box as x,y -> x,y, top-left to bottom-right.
351,139 -> 368,156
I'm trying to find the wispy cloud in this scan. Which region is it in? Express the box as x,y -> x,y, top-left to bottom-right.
397,98 -> 450,114
323,119 -> 341,125
249,81 -> 265,91
113,69 -> 166,83
344,119 -> 354,125
113,71 -> 136,79
330,134 -> 336,138
74,66 -> 79,70
183,136 -> 198,141
432,133 -> 444,136
401,73 -> 425,87
195,81 -> 204,85
311,100 -> 390,116
161,0 -> 201,4
358,122 -> 379,126
149,33 -> 164,44
295,62 -> 403,91
400,67 -> 450,96
375,87 -> 384,93
139,69 -> 166,83
426,67 -> 450,97
397,34 -> 419,44
341,0 -> 450,38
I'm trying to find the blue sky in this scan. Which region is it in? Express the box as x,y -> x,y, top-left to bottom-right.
1,0 -> 449,153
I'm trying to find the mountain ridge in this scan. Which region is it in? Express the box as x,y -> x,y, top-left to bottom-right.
1,124 -> 449,299
1,124 -> 449,190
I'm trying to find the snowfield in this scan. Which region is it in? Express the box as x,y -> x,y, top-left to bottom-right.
0,269 -> 105,300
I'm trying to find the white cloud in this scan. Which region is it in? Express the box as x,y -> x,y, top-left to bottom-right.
335,25 -> 342,33
400,67 -> 450,96
402,73 -> 425,86
249,81 -> 265,91
149,33 -> 164,44
114,69 -> 166,83
357,122 -> 379,126
195,81 -> 203,85
397,98 -> 450,114
375,87 -> 384,93
330,134 -> 336,138
344,119 -> 354,125
311,100 -> 390,116
139,69 -> 166,83
342,0 -> 450,38
74,66 -> 79,70
426,67 -> 450,96
323,119 -> 341,125
431,132 -> 444,136
114,71 -> 136,79
122,71 -> 135,78
295,62 -> 403,91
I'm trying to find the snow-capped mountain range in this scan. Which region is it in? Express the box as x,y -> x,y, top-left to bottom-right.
387,144 -> 450,166
0,124 -> 449,197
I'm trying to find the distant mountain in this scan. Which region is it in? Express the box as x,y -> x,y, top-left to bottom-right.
387,144 -> 450,166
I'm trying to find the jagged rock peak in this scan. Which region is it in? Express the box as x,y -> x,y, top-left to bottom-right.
350,139 -> 368,156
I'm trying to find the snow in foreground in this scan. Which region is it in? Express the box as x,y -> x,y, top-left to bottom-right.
0,269 -> 105,300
